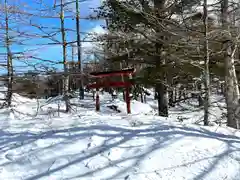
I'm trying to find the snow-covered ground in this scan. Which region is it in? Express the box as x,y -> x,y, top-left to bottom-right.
0,92 -> 239,180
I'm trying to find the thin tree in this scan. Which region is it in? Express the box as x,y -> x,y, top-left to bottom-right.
60,0 -> 70,112
154,0 -> 168,117
4,0 -> 13,107
221,0 -> 240,129
75,0 -> 84,99
203,0 -> 210,125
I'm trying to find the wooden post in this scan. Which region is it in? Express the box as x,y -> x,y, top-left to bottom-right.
126,86 -> 131,114
96,88 -> 100,111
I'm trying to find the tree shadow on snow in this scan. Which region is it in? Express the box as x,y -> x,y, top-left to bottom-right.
0,122 -> 239,180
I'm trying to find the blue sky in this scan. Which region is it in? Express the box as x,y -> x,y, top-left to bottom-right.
0,0 -> 105,74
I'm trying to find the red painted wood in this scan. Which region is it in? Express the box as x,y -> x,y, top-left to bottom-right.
96,90 -> 100,111
90,68 -> 135,78
87,81 -> 133,89
125,87 -> 131,114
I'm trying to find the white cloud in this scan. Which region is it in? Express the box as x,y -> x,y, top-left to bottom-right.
81,25 -> 106,51
65,0 -> 102,15
71,25 -> 105,62
72,25 -> 105,61
91,25 -> 106,34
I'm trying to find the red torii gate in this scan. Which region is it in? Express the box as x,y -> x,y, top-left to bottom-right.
87,68 -> 135,114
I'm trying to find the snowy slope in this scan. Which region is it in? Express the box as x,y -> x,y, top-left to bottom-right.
0,93 -> 239,180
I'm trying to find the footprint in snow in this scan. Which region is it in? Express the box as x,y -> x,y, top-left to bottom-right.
5,153 -> 15,161
124,175 -> 130,180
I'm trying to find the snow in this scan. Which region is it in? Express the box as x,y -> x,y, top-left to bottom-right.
113,99 -> 154,115
0,91 -> 239,180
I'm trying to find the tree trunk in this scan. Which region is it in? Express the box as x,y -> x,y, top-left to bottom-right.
76,0 -> 84,99
203,0 -> 210,126
197,82 -> 204,107
60,0 -> 70,112
140,90 -> 144,103
154,0 -> 168,117
174,86 -> 177,103
169,89 -> 174,107
221,0 -> 239,129
156,83 -> 168,117
5,0 -> 13,107
120,62 -> 125,101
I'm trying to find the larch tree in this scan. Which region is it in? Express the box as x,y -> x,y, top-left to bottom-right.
59,0 -> 70,112
75,0 -> 84,99
4,0 -> 14,107
203,0 -> 210,125
221,0 -> 240,129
